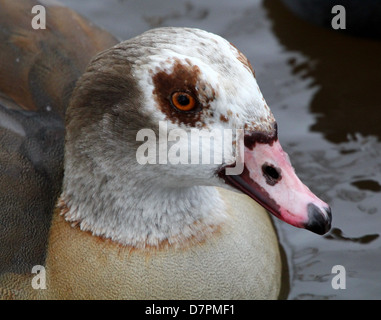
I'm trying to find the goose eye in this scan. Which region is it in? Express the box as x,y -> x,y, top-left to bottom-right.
171,92 -> 198,112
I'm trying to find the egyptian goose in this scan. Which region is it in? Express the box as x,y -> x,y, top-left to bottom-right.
0,0 -> 331,299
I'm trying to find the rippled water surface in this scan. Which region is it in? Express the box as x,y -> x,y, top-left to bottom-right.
59,0 -> 381,299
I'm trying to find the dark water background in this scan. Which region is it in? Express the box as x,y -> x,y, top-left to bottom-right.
59,0 -> 381,299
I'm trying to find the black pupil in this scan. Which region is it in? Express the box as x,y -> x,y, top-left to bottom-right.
177,94 -> 190,106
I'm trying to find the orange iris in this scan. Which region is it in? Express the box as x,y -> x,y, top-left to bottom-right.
171,92 -> 197,111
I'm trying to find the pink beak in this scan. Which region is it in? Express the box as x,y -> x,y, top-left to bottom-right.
219,129 -> 331,235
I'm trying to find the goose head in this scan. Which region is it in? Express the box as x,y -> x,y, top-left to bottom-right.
62,27 -> 331,247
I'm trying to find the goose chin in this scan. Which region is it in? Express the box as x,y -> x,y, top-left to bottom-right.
218,138 -> 331,235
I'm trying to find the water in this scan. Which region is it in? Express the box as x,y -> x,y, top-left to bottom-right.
59,0 -> 381,299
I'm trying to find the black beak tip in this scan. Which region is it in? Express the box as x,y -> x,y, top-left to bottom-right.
305,204 -> 332,235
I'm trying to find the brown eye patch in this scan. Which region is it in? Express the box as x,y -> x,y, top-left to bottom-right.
152,59 -> 214,128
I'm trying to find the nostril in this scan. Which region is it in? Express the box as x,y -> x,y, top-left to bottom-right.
262,163 -> 282,186
264,166 -> 279,179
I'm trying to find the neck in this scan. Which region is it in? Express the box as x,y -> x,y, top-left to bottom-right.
59,171 -> 227,248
